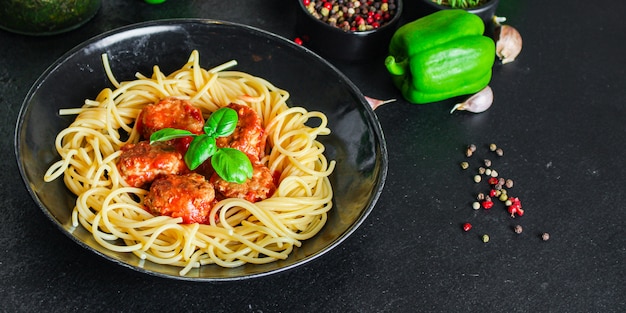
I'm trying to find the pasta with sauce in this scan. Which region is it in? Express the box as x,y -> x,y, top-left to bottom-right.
44,50 -> 335,275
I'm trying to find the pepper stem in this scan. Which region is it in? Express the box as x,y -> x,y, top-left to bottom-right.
384,56 -> 408,76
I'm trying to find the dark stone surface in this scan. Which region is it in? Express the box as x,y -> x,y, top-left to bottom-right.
1,0 -> 624,311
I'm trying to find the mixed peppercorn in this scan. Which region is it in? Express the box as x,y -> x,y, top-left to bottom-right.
302,0 -> 398,32
459,143 -> 550,242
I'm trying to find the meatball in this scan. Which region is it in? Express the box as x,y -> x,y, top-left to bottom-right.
144,173 -> 216,224
137,97 -> 205,140
215,103 -> 266,162
117,141 -> 188,188
211,163 -> 276,203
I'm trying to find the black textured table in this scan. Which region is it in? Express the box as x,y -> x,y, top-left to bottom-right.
1,1 -> 624,312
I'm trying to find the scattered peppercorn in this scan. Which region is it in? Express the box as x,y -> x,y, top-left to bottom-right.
472,201 -> 481,210
505,179 -> 514,188
462,223 -> 472,232
541,232 -> 550,241
302,0 -> 398,32
459,143 -> 531,241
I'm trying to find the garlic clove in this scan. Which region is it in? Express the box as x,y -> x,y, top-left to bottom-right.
450,86 -> 493,114
365,96 -> 396,110
496,24 -> 523,64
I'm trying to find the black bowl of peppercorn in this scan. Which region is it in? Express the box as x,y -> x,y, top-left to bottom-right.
295,0 -> 403,62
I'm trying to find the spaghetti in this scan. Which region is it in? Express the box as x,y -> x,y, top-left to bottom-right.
44,50 -> 335,275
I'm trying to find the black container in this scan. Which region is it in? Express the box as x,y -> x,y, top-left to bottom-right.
295,0 -> 404,62
0,0 -> 101,35
404,0 -> 499,25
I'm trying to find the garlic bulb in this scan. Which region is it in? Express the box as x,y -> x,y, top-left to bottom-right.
450,86 -> 493,114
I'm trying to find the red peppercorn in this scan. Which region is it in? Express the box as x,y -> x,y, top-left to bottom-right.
489,189 -> 497,197
462,223 -> 472,232
294,37 -> 304,45
482,200 -> 494,209
507,201 -> 524,217
303,0 -> 310,5
488,177 -> 499,185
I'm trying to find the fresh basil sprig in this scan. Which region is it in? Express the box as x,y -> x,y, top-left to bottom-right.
149,107 -> 253,184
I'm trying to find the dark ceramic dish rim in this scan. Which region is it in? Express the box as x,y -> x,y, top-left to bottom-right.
422,0 -> 499,15
296,0 -> 404,36
14,18 -> 389,282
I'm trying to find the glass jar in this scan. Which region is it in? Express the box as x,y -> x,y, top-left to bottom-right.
0,0 -> 102,35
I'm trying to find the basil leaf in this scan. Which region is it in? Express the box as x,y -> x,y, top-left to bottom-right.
211,148 -> 253,184
185,135 -> 217,170
205,107 -> 238,138
150,128 -> 194,144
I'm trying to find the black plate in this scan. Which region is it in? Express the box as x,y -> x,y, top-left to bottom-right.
15,19 -> 388,281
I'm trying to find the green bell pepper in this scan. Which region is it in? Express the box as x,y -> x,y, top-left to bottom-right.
385,9 -> 495,104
